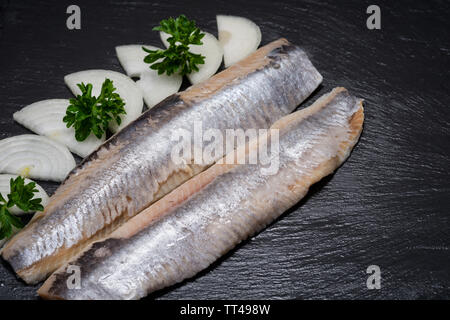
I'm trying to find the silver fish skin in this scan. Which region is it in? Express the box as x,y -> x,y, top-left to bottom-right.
39,87 -> 364,300
1,38 -> 323,284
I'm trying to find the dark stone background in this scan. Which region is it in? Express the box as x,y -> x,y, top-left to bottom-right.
0,0 -> 449,299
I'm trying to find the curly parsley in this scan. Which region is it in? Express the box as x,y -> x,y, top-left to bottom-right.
63,79 -> 126,142
0,176 -> 44,240
143,15 -> 206,76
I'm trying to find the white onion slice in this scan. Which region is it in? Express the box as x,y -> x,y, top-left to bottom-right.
64,70 -> 144,132
116,44 -> 183,108
216,15 -> 261,67
136,71 -> 182,108
0,135 -> 76,182
0,174 -> 49,216
13,99 -> 104,158
115,45 -> 160,78
160,31 -> 223,84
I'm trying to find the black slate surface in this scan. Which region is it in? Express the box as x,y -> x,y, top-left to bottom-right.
0,0 -> 449,300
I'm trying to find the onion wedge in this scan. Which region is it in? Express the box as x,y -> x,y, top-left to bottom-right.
64,70 -> 143,132
115,45 -> 159,78
13,99 -> 105,158
0,174 -> 49,216
115,45 -> 183,108
136,71 -> 183,108
0,135 -> 75,182
160,31 -> 223,84
216,15 -> 261,67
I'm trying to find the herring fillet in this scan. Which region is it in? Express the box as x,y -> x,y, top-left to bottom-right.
38,87 -> 364,300
1,38 -> 322,284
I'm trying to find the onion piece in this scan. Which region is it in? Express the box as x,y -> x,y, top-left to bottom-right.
13,99 -> 104,158
160,31 -> 223,84
116,44 -> 183,108
136,71 -> 182,108
0,174 -> 49,216
216,15 -> 261,67
115,44 -> 160,78
0,135 -> 76,182
64,70 -> 144,132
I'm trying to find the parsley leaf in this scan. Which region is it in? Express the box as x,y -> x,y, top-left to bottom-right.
143,15 -> 206,76
63,79 -> 126,142
0,176 -> 44,241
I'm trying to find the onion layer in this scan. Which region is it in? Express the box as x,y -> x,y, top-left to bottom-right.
0,134 -> 76,182
13,99 -> 104,158
116,45 -> 160,78
216,15 -> 261,67
116,45 -> 183,108
136,71 -> 182,108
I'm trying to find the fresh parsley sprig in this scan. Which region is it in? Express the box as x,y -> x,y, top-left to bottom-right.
0,176 -> 44,240
63,79 -> 126,142
143,15 -> 206,76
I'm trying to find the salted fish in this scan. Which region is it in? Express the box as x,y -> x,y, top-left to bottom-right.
1,38 -> 322,284
38,87 -> 364,299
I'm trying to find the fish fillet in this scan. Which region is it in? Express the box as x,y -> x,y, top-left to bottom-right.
38,87 -> 364,299
1,38 -> 322,284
